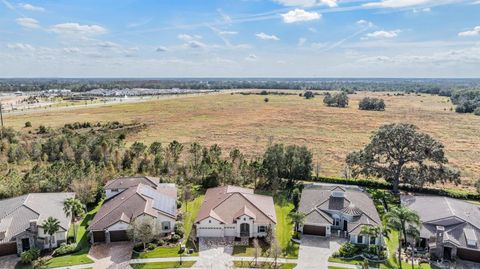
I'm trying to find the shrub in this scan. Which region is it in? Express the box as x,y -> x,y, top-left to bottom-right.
475,180 -> 480,194
358,97 -> 385,111
20,248 -> 40,264
304,91 -> 315,99
177,199 -> 183,209
52,243 -> 77,256
260,90 -> 268,95
264,97 -> 269,103
338,242 -> 362,258
175,222 -> 185,238
170,234 -> 182,243
25,121 -> 32,128
147,243 -> 156,250
323,92 -> 348,108
474,107 -> 480,116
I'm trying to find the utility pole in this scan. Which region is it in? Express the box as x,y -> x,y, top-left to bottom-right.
0,102 -> 3,139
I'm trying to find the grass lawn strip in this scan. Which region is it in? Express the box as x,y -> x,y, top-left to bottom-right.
130,261 -> 195,269
45,202 -> 102,268
132,195 -> 204,259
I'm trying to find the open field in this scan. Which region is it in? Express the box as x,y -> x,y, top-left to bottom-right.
4,91 -> 480,188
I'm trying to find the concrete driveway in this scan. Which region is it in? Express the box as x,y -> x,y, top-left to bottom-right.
88,242 -> 133,269
0,254 -> 19,269
193,238 -> 234,269
297,235 -> 346,269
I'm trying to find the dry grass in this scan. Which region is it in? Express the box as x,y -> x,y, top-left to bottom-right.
5,91 -> 480,189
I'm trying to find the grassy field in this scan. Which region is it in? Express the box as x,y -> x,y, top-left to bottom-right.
5,91 -> 480,188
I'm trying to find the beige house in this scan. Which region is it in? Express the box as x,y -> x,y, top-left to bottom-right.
195,186 -> 276,238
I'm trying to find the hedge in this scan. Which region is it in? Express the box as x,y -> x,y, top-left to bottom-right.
308,176 -> 480,201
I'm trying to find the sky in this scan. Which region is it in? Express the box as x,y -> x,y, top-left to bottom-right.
0,0 -> 480,78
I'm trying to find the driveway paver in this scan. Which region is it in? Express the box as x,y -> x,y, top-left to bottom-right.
88,242 -> 133,269
193,238 -> 234,269
0,255 -> 19,269
297,235 -> 346,269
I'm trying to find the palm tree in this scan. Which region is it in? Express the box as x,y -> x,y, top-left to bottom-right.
63,197 -> 85,242
383,206 -> 421,269
289,212 -> 305,232
42,217 -> 60,251
406,225 -> 420,269
361,225 -> 382,256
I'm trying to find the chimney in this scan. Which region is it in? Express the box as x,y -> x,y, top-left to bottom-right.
29,219 -> 38,233
436,226 -> 445,242
435,226 -> 445,259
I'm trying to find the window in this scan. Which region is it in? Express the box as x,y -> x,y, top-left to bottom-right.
209,220 -> 211,223
357,235 -> 364,244
162,221 -> 171,230
370,237 -> 376,245
334,218 -> 340,226
111,188 -> 118,192
258,226 -> 266,233
244,218 -> 246,221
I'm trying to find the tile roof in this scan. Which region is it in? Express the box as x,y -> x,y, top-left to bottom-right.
402,195 -> 480,250
88,183 -> 177,231
0,192 -> 74,243
195,186 -> 276,225
104,176 -> 159,190
299,184 -> 381,232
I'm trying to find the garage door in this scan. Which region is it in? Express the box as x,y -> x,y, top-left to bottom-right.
92,231 -> 106,243
303,225 -> 326,236
0,242 -> 17,256
110,230 -> 128,242
197,227 -> 224,237
457,248 -> 480,262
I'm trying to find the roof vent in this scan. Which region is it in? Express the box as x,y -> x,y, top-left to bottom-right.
331,191 -> 345,198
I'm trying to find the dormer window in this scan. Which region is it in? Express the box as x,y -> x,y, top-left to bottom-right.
465,228 -> 477,247
112,188 -> 118,192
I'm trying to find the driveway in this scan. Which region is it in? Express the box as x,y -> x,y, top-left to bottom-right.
88,242 -> 133,269
297,235 -> 346,269
0,254 -> 19,269
193,238 -> 234,269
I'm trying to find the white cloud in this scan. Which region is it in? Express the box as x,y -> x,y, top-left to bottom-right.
308,27 -> 317,33
281,9 -> 321,23
16,17 -> 39,29
156,46 -> 168,52
274,0 -> 337,7
412,7 -> 431,12
363,0 -> 437,8
458,26 -> 480,37
50,23 -> 107,35
97,41 -> 120,48
365,30 -> 401,39
178,34 -> 194,41
219,31 -> 238,35
18,3 -> 45,11
7,43 -> 35,51
356,19 -> 374,27
255,32 -> 280,41
63,47 -> 80,54
298,37 -> 307,46
245,54 -> 258,61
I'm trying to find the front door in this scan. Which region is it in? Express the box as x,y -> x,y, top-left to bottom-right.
444,247 -> 452,260
343,220 -> 348,231
240,223 -> 250,237
21,238 -> 30,251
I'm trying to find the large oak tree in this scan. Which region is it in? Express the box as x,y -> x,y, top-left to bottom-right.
346,123 -> 460,193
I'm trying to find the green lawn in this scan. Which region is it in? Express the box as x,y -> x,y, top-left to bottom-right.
233,261 -> 297,269
131,261 -> 196,269
132,195 -> 204,259
328,267 -> 350,269
233,192 -> 299,259
45,201 -> 103,268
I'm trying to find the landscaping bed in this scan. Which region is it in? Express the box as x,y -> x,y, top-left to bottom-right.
131,261 -> 196,269
233,261 -> 297,269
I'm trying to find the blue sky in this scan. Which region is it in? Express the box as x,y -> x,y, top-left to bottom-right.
1,0 -> 479,77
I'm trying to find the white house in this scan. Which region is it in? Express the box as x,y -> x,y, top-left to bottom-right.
195,186 -> 276,238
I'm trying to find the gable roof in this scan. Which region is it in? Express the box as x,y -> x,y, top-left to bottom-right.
89,183 -> 177,231
104,176 -> 159,190
299,184 -> 381,232
195,186 -> 276,225
402,195 -> 480,250
0,192 -> 74,243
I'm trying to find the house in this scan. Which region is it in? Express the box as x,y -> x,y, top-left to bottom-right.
88,176 -> 177,244
298,184 -> 382,246
0,192 -> 75,256
402,195 -> 480,263
195,186 -> 276,238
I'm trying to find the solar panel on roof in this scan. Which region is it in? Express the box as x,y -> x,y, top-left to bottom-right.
140,186 -> 177,216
